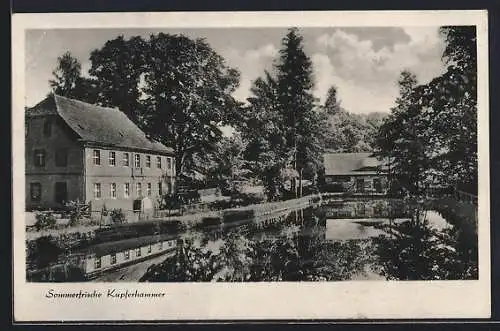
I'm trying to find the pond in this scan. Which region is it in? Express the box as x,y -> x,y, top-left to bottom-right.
139,206 -> 402,282
27,198 -> 477,282
325,219 -> 391,241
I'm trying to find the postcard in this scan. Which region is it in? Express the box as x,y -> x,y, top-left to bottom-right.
12,10 -> 490,322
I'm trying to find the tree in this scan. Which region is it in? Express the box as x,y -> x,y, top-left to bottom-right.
375,70 -> 432,198
236,28 -> 327,199
376,26 -> 478,194
239,71 -> 287,200
276,28 -> 324,196
324,110 -> 375,152
433,26 -> 477,191
321,83 -> 387,153
88,35 -> 149,124
323,85 -> 342,115
141,34 -> 241,185
440,26 -> 477,75
376,27 -> 477,195
49,52 -> 82,97
71,77 -> 100,104
372,27 -> 479,280
49,51 -> 99,103
364,112 -> 388,150
205,134 -> 249,192
54,34 -> 241,190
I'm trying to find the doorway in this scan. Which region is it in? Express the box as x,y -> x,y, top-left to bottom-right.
55,182 -> 68,204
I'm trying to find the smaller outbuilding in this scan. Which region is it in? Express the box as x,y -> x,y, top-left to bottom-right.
323,152 -> 389,195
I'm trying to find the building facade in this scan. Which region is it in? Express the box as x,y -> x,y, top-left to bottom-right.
323,152 -> 389,195
25,94 -> 175,211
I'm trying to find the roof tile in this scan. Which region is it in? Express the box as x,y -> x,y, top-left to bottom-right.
27,94 -> 173,155
323,152 -> 387,176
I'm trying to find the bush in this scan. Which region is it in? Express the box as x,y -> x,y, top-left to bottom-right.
110,208 -> 126,224
27,235 -> 62,269
162,194 -> 183,210
206,199 -> 233,211
34,212 -> 57,231
64,199 -> 89,226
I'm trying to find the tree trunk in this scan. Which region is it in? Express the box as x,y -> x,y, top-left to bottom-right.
175,150 -> 184,194
299,168 -> 303,198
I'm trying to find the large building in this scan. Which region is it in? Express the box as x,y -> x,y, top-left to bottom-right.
25,94 -> 175,211
323,152 -> 389,194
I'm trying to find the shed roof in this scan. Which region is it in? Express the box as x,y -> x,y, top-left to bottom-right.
26,94 -> 174,155
323,152 -> 387,176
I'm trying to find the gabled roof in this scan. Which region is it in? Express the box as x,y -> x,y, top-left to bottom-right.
323,152 -> 387,176
26,94 -> 174,155
25,95 -> 58,116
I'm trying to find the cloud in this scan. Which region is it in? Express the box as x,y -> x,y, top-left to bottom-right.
221,44 -> 279,103
312,27 -> 446,113
312,53 -> 397,114
25,27 -> 447,116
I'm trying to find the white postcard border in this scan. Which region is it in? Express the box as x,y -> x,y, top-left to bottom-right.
12,10 -> 490,321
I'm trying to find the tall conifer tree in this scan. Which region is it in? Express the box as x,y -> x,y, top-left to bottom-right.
275,28 -> 321,196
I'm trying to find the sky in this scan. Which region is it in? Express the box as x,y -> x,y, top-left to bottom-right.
25,27 -> 447,114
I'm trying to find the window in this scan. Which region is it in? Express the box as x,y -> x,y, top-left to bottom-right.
136,248 -> 142,257
124,183 -> 130,198
167,182 -> 172,194
357,203 -> 366,217
93,150 -> 101,165
167,157 -> 172,171
156,156 -> 162,168
123,153 -> 130,167
158,182 -> 162,196
136,183 -> 142,197
146,155 -> 151,168
110,253 -> 117,265
147,245 -> 152,254
373,178 -> 383,193
109,151 -> 116,166
356,178 -> 365,193
54,182 -> 67,204
110,183 -> 117,198
55,149 -> 68,167
134,154 -> 141,168
33,149 -> 45,167
93,183 -> 101,199
30,183 -> 41,202
373,203 -> 383,217
123,250 -> 130,260
147,183 -> 152,196
43,119 -> 52,137
94,257 -> 101,269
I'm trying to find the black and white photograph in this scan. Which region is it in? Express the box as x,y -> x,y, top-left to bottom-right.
12,10 -> 490,320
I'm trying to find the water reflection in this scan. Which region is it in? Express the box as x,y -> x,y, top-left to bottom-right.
325,219 -> 387,241
141,206 -> 388,282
